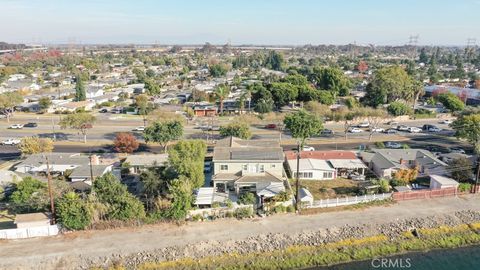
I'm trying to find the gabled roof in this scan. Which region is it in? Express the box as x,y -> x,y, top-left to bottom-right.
284,151 -> 357,160
124,154 -> 168,167
70,165 -> 110,179
287,158 -> 335,172
370,149 -> 447,169
236,171 -> 284,184
213,137 -> 284,161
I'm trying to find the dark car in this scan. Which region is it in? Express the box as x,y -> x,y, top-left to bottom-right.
24,122 -> 38,128
320,129 -> 334,136
265,124 -> 277,129
384,128 -> 397,134
99,108 -> 109,113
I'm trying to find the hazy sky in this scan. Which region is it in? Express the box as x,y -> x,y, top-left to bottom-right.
1,0 -> 479,45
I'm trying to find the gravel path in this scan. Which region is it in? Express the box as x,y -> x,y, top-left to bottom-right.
2,195 -> 480,270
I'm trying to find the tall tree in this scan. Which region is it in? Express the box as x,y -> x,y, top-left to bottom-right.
168,140 -> 207,189
144,120 -> 183,152
0,91 -> 23,122
18,136 -> 54,156
219,122 -> 252,139
75,75 -> 86,101
38,97 -> 52,113
134,94 -> 151,126
114,132 -> 139,154
310,67 -> 351,98
214,84 -> 230,114
283,110 -> 323,147
59,113 -> 96,143
451,113 -> 480,153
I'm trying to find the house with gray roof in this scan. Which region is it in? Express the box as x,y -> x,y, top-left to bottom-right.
124,154 -> 169,174
360,149 -> 447,179
212,137 -> 286,198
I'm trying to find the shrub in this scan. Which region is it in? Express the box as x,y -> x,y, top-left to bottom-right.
374,141 -> 385,149
387,101 -> 412,116
211,202 -> 221,208
274,205 -> 286,213
56,192 -> 92,230
225,211 -> 234,218
234,207 -> 254,219
458,183 -> 472,192
238,192 -> 256,205
286,205 -> 295,212
225,199 -> 233,209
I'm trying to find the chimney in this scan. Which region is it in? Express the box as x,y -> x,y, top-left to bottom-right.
90,155 -> 100,165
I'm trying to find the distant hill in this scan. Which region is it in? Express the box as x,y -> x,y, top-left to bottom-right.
0,42 -> 27,50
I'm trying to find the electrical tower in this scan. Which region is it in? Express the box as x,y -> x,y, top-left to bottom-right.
408,34 -> 419,60
467,38 -> 477,48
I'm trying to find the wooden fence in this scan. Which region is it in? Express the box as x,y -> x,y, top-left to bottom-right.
392,187 -> 457,201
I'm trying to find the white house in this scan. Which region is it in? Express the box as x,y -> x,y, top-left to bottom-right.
429,175 -> 459,190
287,158 -> 336,180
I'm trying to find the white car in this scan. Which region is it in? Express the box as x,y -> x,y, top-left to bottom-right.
385,141 -> 403,149
396,125 -> 409,132
8,124 -> 23,129
133,126 -> 145,131
358,122 -> 370,128
408,127 -> 422,133
348,127 -> 363,133
1,138 -> 21,145
428,127 -> 442,132
450,148 -> 466,154
370,127 -> 385,133
302,146 -> 315,151
440,119 -> 453,125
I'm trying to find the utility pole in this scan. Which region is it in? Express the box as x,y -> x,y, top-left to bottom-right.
295,142 -> 301,212
51,116 -> 56,141
89,153 -> 95,182
45,156 -> 56,225
475,157 -> 480,194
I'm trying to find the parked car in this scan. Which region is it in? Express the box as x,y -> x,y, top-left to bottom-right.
407,127 -> 422,133
208,126 -> 220,131
265,124 -> 277,129
428,126 -> 442,132
133,126 -> 145,131
320,129 -> 334,136
24,122 -> 38,128
384,128 -> 397,134
385,141 -> 403,149
370,127 -> 385,133
440,119 -> 453,124
302,146 -> 315,151
357,122 -> 370,128
8,124 -> 23,129
396,125 -> 409,132
348,127 -> 363,133
450,148 -> 466,154
99,108 -> 109,113
1,138 -> 21,145
422,124 -> 436,131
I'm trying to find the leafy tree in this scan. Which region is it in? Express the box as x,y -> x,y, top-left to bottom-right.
387,101 -> 413,116
437,93 -> 465,112
18,136 -> 54,156
165,176 -> 193,220
144,120 -> 183,151
56,192 -> 91,230
0,91 -> 23,122
114,132 -> 139,154
38,97 -> 52,112
219,122 -> 252,139
393,167 -> 418,185
264,50 -> 284,71
451,114 -> 480,153
93,173 -> 145,221
215,84 -> 230,114
363,66 -> 415,107
310,67 -> 351,98
168,140 -> 207,189
134,94 -> 151,126
144,79 -> 161,95
59,113 -> 96,143
74,75 -> 86,101
254,98 -> 274,114
449,157 -> 473,183
357,61 -> 368,73
419,48 -> 429,63
9,177 -> 47,213
209,63 -> 228,77
238,192 -> 256,205
269,82 -> 298,107
139,169 -> 167,202
284,110 -> 323,146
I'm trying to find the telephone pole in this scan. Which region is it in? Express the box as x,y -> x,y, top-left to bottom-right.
295,142 -> 301,212
45,156 -> 56,224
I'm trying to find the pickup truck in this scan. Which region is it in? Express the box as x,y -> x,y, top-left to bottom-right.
1,138 -> 21,145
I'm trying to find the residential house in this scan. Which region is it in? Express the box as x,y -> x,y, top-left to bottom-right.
15,153 -> 92,174
54,100 -> 96,112
212,137 -> 286,198
284,151 -> 367,180
193,104 -> 217,117
124,154 -> 169,174
69,164 -> 113,182
360,149 -> 447,179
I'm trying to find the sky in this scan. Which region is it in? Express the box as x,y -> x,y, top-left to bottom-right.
1,0 -> 479,46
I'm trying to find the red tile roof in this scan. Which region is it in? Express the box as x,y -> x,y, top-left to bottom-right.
284,151 -> 357,160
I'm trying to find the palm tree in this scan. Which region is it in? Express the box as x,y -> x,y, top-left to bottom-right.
215,84 -> 230,114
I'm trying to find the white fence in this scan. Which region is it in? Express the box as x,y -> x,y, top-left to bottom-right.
307,193 -> 392,209
0,224 -> 60,239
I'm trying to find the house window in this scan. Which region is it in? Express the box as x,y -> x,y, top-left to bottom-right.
242,164 -> 248,171
220,165 -> 228,171
271,164 -> 276,168
259,165 -> 265,173
323,172 -> 333,179
306,172 -> 313,178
